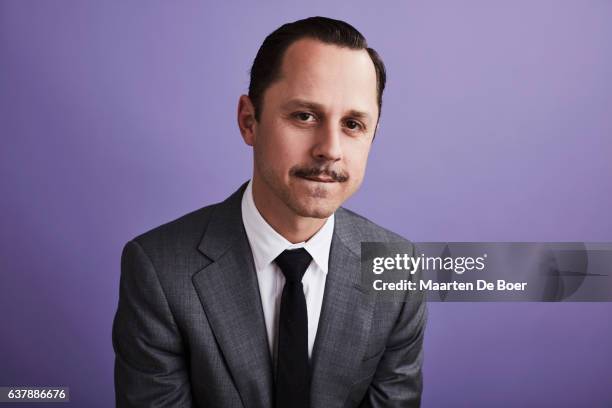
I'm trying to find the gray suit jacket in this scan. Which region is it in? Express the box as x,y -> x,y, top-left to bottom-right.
113,182 -> 426,407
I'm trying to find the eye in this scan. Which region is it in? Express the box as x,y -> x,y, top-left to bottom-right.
345,119 -> 364,131
294,112 -> 316,122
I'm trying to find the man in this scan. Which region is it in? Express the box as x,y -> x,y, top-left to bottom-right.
113,16 -> 426,408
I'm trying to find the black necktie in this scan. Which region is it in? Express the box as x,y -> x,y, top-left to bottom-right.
274,248 -> 312,408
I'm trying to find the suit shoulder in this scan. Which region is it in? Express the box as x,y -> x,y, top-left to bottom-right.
336,207 -> 412,245
127,201 -> 220,259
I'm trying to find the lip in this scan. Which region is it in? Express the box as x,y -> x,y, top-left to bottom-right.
300,175 -> 336,183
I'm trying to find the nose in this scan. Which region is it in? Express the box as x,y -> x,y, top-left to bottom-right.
311,122 -> 343,162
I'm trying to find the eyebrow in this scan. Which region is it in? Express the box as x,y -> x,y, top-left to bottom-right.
281,98 -> 372,122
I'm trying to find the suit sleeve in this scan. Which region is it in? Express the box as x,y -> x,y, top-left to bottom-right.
359,244 -> 428,408
112,240 -> 194,407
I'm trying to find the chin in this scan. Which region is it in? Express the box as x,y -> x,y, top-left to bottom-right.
288,199 -> 338,219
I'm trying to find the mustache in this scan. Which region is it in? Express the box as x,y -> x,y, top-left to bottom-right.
291,166 -> 349,182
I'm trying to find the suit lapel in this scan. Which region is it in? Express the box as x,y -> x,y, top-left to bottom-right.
192,183 -> 273,408
310,209 -> 377,407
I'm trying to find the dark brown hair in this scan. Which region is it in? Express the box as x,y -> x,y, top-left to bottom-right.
248,16 -> 386,121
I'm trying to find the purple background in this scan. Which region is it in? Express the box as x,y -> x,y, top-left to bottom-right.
1,1 -> 611,407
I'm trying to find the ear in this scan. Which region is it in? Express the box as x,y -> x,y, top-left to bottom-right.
237,95 -> 257,146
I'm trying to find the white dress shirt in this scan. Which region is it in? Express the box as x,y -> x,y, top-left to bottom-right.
241,179 -> 334,362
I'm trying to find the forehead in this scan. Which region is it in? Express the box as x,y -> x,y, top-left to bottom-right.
268,38 -> 379,116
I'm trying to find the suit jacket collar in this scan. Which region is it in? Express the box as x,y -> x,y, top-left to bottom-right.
193,182 -> 375,408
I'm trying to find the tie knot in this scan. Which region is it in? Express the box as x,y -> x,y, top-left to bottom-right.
274,248 -> 312,283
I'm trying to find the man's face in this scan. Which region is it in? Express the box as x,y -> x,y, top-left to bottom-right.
245,38 -> 379,219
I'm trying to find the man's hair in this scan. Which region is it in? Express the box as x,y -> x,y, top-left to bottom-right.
248,16 -> 386,122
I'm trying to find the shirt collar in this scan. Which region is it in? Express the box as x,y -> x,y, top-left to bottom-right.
241,179 -> 334,274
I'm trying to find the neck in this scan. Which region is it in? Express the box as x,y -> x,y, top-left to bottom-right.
251,176 -> 327,244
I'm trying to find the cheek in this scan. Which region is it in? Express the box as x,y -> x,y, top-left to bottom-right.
268,124 -> 311,158
344,142 -> 371,178
256,122 -> 307,171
